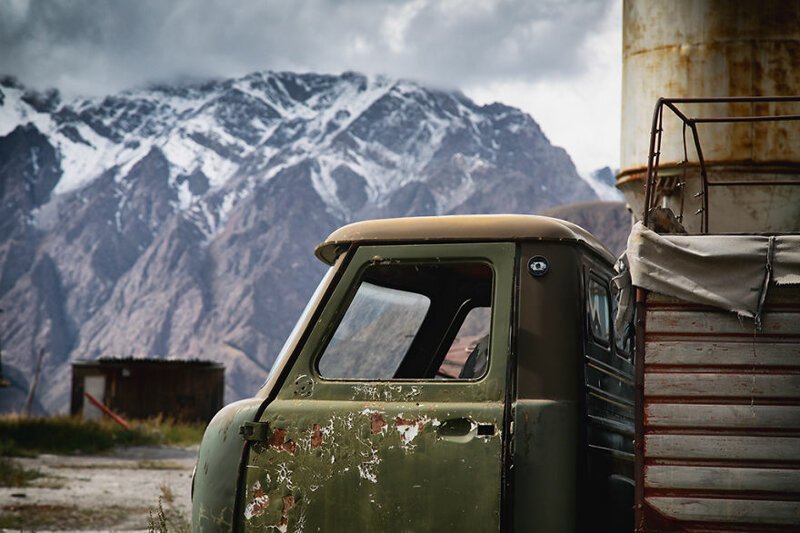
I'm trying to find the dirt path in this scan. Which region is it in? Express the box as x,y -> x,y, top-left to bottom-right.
0,446 -> 196,531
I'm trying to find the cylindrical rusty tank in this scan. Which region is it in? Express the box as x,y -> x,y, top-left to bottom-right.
618,0 -> 800,233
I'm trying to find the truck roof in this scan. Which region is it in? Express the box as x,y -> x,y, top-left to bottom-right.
315,214 -> 615,264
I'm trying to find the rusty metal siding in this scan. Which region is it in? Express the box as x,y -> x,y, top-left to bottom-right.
638,287 -> 800,531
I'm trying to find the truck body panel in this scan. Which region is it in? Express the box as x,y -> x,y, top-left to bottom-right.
636,286 -> 800,531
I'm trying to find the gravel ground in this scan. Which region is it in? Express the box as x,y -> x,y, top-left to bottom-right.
0,446 -> 197,531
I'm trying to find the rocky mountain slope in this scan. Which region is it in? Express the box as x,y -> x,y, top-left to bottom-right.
0,71 -> 601,413
541,200 -> 631,256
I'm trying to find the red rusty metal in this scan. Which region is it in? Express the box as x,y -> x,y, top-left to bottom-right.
394,415 -> 425,429
282,495 -> 295,514
310,423 -> 323,448
269,427 -> 297,454
369,412 -> 386,434
643,96 -> 800,234
83,391 -> 130,430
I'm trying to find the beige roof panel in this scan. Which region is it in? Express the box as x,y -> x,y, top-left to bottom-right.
315,215 -> 615,264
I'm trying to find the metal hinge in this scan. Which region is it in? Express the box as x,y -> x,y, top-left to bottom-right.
239,421 -> 270,442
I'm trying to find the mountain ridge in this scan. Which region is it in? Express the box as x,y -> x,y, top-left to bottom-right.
0,70 -> 601,413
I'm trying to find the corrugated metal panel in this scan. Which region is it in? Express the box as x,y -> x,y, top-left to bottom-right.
639,288 -> 800,531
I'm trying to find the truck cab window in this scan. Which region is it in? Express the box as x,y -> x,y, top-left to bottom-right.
316,261 -> 493,380
587,278 -> 611,346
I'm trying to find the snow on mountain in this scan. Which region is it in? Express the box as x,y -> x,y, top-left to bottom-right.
0,71 -> 599,413
580,166 -> 622,201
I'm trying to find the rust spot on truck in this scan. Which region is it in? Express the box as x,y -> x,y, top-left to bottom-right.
370,413 -> 386,434
310,423 -> 323,448
282,495 -> 296,513
243,480 -> 270,520
394,415 -> 425,429
270,428 -> 297,455
395,415 -> 429,446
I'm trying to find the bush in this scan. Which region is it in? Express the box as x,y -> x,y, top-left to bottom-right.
0,415 -> 207,457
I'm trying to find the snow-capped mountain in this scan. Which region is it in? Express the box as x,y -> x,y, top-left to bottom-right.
0,71 -> 598,413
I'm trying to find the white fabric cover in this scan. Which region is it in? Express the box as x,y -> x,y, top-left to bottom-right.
622,222 -> 800,319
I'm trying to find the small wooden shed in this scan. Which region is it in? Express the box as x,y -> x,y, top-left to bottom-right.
71,358 -> 224,422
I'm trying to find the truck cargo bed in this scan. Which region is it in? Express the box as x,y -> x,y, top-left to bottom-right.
636,286 -> 800,531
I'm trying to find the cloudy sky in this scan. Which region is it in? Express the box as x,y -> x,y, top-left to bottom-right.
0,0 -> 621,172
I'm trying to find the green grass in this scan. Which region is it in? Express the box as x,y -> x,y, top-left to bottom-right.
144,415 -> 207,447
0,415 -> 206,456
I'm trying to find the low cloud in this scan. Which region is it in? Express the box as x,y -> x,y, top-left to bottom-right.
0,0 -> 614,96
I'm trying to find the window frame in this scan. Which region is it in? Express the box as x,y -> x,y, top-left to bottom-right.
586,272 -> 612,349
313,257 -> 496,383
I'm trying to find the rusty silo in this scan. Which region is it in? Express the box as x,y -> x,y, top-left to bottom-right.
617,0 -> 800,233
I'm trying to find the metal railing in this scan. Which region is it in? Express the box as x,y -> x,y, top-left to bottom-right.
643,96 -> 800,233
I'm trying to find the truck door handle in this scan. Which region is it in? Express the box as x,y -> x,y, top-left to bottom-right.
437,418 -> 474,439
437,418 -> 497,441
437,417 -> 498,443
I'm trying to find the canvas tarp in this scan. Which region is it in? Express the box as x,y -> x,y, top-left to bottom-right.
614,222 -> 800,331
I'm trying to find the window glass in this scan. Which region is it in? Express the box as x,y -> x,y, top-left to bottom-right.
318,282 -> 430,379
317,262 -> 493,380
437,307 -> 491,379
588,278 -> 611,345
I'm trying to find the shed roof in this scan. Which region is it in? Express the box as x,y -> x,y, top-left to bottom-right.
315,215 -> 615,264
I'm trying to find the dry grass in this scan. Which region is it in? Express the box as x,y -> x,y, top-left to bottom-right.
0,457 -> 41,487
148,491 -> 190,533
0,503 -> 140,530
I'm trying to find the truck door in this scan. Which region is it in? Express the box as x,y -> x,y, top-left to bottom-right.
239,242 -> 515,531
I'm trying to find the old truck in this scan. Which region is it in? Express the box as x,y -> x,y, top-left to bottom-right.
191,97 -> 800,533
192,214 -> 636,531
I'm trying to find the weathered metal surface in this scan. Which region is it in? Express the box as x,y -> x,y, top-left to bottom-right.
240,242 -> 515,531
192,398 -> 262,532
638,286 -> 800,531
619,0 -> 800,232
244,400 -> 505,530
512,399 -> 578,533
514,242 -> 633,532
315,214 -> 615,265
643,498 -> 800,526
646,340 -> 800,366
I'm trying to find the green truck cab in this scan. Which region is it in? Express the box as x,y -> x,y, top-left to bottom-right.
192,215 -> 635,532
